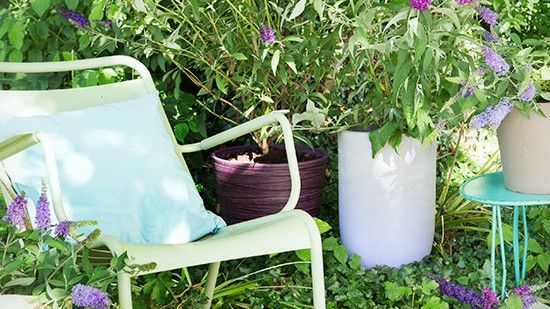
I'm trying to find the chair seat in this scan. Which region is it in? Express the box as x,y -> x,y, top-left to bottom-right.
98,209 -> 315,274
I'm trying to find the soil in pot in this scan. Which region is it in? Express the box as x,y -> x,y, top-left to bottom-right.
212,145 -> 327,224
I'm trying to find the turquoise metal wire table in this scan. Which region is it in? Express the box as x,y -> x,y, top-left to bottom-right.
460,172 -> 550,299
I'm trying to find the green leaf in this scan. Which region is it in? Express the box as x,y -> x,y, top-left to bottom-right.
4,277 -> 36,287
385,282 -> 411,302
31,0 -> 51,16
288,0 -> 307,19
271,50 -> 280,76
231,52 -> 247,60
314,218 -> 331,234
286,60 -> 297,74
8,49 -> 22,62
537,252 -> 550,272
503,295 -> 523,309
333,245 -> 348,265
8,23 -> 24,49
295,249 -> 311,261
322,237 -> 338,250
65,0 -> 79,10
313,0 -> 325,19
349,254 -> 361,270
543,219 -> 550,234
215,74 -> 227,94
421,296 -> 449,309
369,122 -> 399,157
174,123 -> 189,143
89,1 -> 105,21
528,238 -> 544,253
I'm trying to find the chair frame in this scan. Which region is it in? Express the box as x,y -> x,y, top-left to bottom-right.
0,56 -> 326,308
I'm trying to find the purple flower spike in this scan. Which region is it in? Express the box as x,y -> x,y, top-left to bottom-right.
483,31 -> 500,43
518,81 -> 535,101
514,285 -> 536,309
470,97 -> 513,129
480,288 -> 499,309
58,7 -> 90,28
409,0 -> 431,10
455,0 -> 475,5
430,275 -> 483,307
477,6 -> 498,26
259,24 -> 275,44
71,284 -> 110,309
54,220 -> 72,238
2,194 -> 28,229
459,84 -> 476,98
34,184 -> 51,230
481,46 -> 509,76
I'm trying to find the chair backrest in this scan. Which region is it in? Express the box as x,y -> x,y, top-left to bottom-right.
0,56 -> 192,203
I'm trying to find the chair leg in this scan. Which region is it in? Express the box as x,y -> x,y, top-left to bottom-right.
202,261 -> 221,309
311,244 -> 326,309
117,272 -> 132,309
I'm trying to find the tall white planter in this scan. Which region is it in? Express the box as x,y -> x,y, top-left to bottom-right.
338,131 -> 436,268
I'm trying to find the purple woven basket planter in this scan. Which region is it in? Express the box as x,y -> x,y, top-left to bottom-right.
212,145 -> 328,225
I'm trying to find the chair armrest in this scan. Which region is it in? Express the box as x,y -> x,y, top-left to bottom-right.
0,133 -> 68,221
177,111 -> 301,212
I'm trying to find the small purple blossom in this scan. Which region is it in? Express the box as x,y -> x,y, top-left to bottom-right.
258,24 -> 275,44
54,220 -> 72,238
459,83 -> 476,98
477,6 -> 498,26
34,184 -> 51,230
71,284 -> 110,309
58,7 -> 90,28
514,285 -> 536,309
2,194 -> 28,229
481,46 -> 510,76
470,97 -> 513,129
483,31 -> 500,43
518,81 -> 535,101
409,0 -> 431,10
455,0 -> 475,5
480,287 -> 499,309
100,19 -> 112,28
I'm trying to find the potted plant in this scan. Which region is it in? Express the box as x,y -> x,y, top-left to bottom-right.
118,1 -> 357,223
331,0 -> 495,267
469,36 -> 549,193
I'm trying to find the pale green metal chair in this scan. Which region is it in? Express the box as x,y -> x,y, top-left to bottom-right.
0,56 -> 326,309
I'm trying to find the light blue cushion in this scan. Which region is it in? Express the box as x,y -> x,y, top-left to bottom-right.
0,93 -> 226,244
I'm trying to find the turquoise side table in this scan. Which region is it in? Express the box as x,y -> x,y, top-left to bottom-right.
460,172 -> 550,299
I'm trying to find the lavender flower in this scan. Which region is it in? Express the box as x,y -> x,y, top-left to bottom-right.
58,7 -> 90,28
430,276 -> 483,307
455,0 -> 475,5
470,97 -> 513,129
71,284 -> 109,309
259,24 -> 275,44
2,194 -> 28,229
409,0 -> 431,10
480,288 -> 499,309
34,183 -> 51,230
518,81 -> 535,101
459,83 -> 476,98
477,6 -> 498,26
514,285 -> 536,309
100,19 -> 112,28
54,220 -> 72,238
481,46 -> 509,76
483,31 -> 500,43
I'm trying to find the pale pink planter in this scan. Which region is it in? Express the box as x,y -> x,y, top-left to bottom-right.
497,103 -> 550,194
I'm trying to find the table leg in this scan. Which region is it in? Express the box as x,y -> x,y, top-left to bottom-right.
513,207 -> 520,286
496,206 -> 507,299
491,206 -> 497,294
521,206 -> 528,282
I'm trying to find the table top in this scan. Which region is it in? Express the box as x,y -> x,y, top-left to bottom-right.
460,172 -> 550,206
